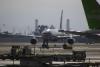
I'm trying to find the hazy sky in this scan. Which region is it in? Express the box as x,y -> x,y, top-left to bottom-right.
0,0 -> 100,34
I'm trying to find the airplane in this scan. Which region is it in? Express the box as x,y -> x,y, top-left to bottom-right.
41,10 -> 77,48
31,10 -> 76,48
59,0 -> 100,44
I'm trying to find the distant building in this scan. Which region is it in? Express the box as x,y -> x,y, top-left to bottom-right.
50,25 -> 55,29
34,24 -> 48,35
35,19 -> 39,33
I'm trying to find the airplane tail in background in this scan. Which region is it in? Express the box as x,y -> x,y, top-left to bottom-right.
82,0 -> 100,29
60,10 -> 63,30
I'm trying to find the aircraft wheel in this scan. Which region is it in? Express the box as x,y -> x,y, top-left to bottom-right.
42,44 -> 49,49
63,44 -> 67,49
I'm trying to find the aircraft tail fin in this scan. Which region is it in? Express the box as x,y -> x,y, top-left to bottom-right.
60,10 -> 63,30
82,0 -> 100,29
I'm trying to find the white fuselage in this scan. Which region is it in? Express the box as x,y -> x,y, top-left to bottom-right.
42,29 -> 67,37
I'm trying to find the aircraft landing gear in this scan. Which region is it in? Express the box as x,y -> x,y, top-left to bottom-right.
63,43 -> 67,49
42,39 -> 49,49
63,43 -> 72,49
42,44 -> 49,49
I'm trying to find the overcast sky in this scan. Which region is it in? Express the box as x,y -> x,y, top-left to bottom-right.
0,0 -> 100,34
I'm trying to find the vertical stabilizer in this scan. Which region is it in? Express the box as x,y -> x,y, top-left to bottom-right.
60,10 -> 63,30
82,0 -> 100,29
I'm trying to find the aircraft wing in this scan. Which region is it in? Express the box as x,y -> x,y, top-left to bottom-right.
59,30 -> 86,35
65,31 -> 87,35
59,30 -> 100,36
57,35 -> 69,38
35,35 -> 42,39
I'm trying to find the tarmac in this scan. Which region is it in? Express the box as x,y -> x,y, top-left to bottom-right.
0,42 -> 100,65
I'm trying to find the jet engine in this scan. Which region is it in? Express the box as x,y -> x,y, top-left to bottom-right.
67,38 -> 75,45
30,38 -> 37,44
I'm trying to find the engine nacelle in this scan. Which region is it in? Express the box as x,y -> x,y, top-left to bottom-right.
67,38 -> 75,45
30,38 -> 37,44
